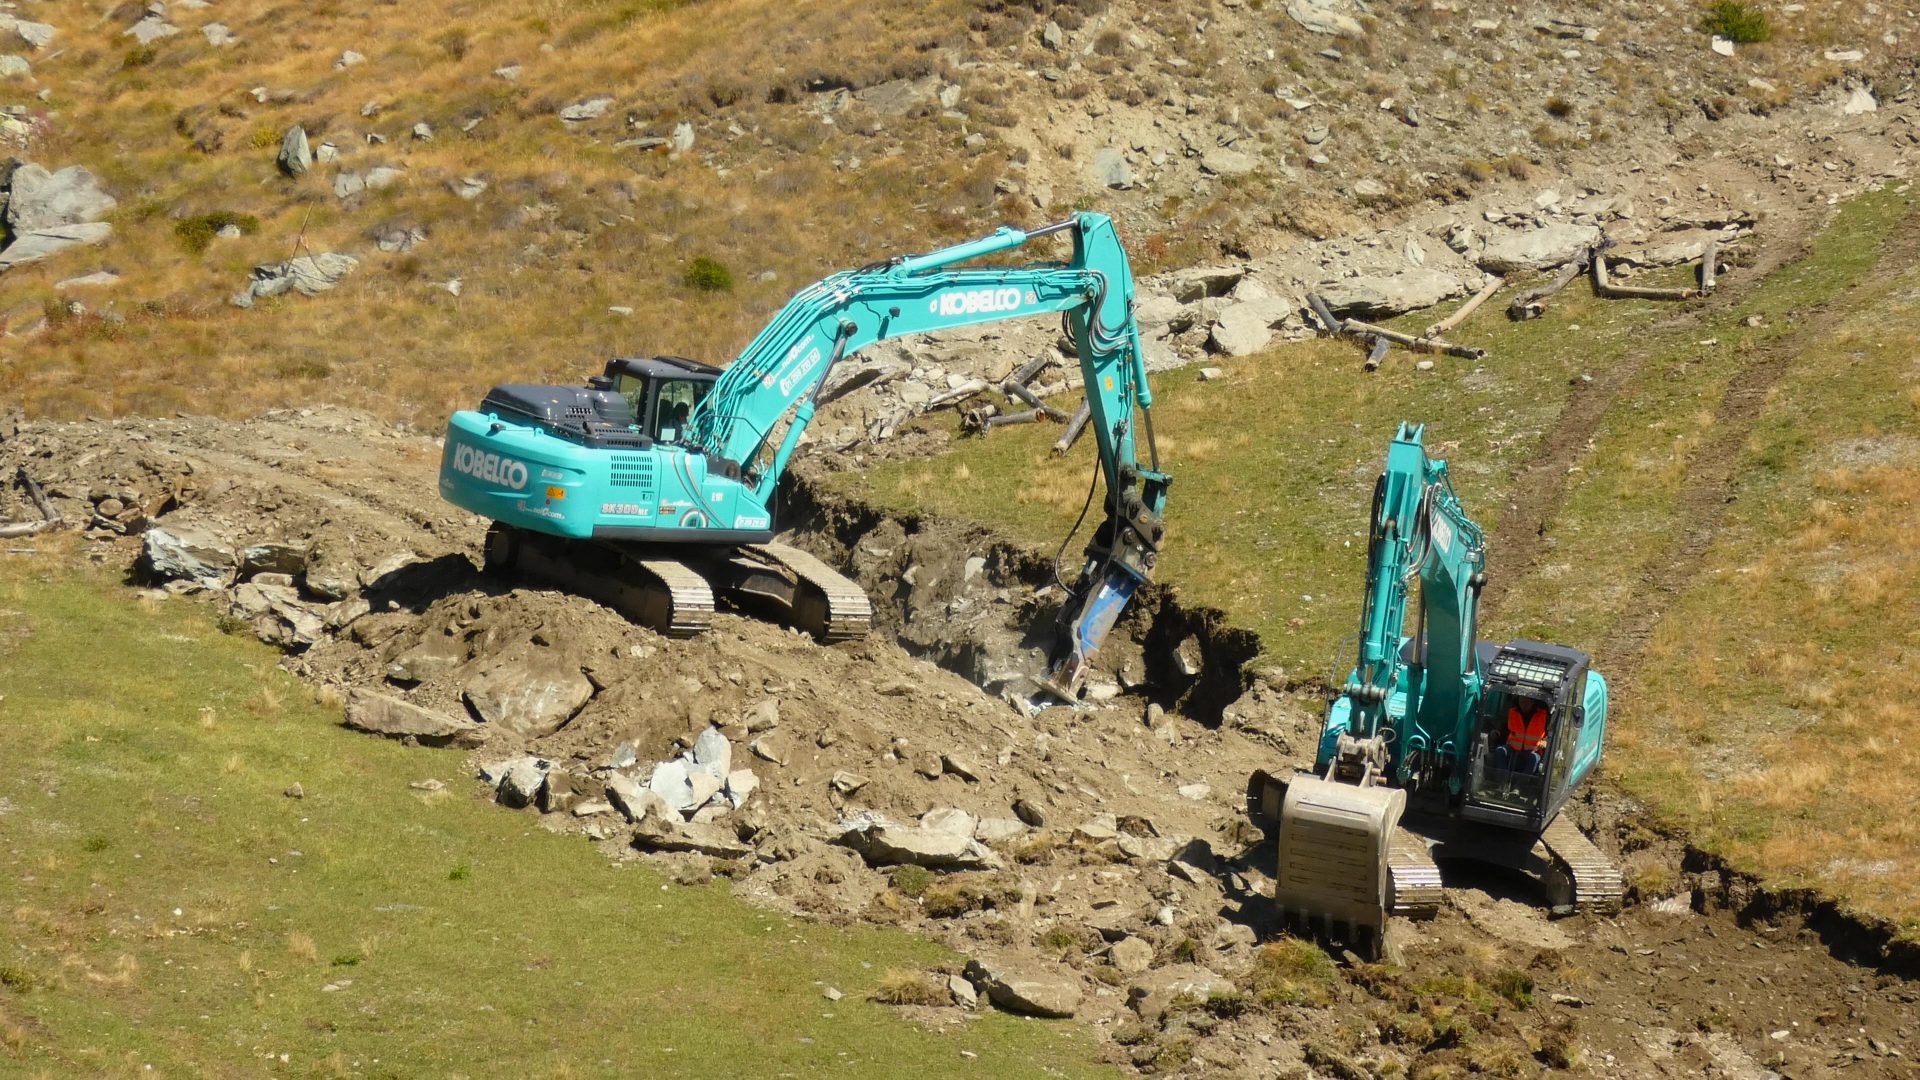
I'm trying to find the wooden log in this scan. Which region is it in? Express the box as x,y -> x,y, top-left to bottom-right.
1425,277 -> 1503,339
1508,252 -> 1589,321
1004,352 -> 1055,389
1002,379 -> 1069,420
924,378 -> 992,410
14,466 -> 59,524
983,408 -> 1050,430
1338,318 -> 1488,360
1592,250 -> 1699,301
1307,293 -> 1344,334
1052,401 -> 1092,457
0,520 -> 54,539
1699,237 -> 1719,293
1363,335 -> 1392,372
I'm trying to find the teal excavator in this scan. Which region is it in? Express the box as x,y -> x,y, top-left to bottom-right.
438,214 -> 1169,700
1252,424 -> 1621,956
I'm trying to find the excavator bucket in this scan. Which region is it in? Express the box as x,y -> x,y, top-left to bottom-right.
1275,775 -> 1408,957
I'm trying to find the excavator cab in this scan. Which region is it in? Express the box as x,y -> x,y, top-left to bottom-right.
600,356 -> 722,444
1463,641 -> 1598,832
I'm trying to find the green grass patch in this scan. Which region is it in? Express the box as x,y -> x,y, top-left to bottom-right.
0,555 -> 1114,1077
684,256 -> 736,293
1243,937 -> 1337,1006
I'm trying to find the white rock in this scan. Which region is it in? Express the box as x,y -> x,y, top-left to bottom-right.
1841,85 -> 1877,115
691,726 -> 732,779
1710,35 -> 1734,56
1286,0 -> 1365,37
1177,783 -> 1211,800
335,49 -> 365,69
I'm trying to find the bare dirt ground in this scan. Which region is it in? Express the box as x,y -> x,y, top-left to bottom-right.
3,408 -> 1916,1078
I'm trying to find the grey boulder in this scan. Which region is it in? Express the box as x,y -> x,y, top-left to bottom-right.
1315,269 -> 1466,316
137,525 -> 234,585
5,164 -> 117,232
0,223 -> 113,271
342,688 -> 486,748
460,644 -> 593,738
964,957 -> 1081,1018
1475,223 -> 1601,274
836,811 -> 1000,869
231,253 -> 359,307
278,126 -> 311,177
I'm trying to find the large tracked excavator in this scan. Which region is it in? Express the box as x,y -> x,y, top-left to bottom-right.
438,213 -> 1170,700
1250,424 -> 1622,957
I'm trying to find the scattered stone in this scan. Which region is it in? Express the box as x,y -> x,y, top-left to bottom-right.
920,807 -> 978,839
914,752 -> 944,780
1209,297 -> 1291,356
964,957 -> 1080,1019
822,986 -> 843,1002
54,270 -> 120,291
1199,147 -> 1257,177
1041,20 -> 1063,49
974,817 -> 1027,843
1074,814 -> 1119,844
335,49 -> 365,69
1092,148 -> 1131,190
1168,266 -> 1244,302
538,769 -> 579,813
284,782 -> 304,799
365,165 -> 406,191
275,125 -> 313,177
748,737 -> 786,766
670,122 -> 695,153
941,752 -> 981,782
560,97 -> 613,123
1130,964 -> 1232,1021
6,164 -> 117,233
648,758 -> 699,811
830,770 -> 870,796
1198,367 -> 1225,381
572,800 -> 612,816
0,55 -> 29,79
632,809 -> 750,858
1177,783 -> 1211,801
460,645 -> 594,738
1110,936 -> 1154,975
1824,48 -> 1866,62
8,20 -> 55,49
1287,0 -> 1365,37
315,142 -> 340,164
137,526 -> 234,585
201,22 -> 235,46
409,779 -> 445,792
948,974 -> 978,1008
231,253 -> 360,307
411,122 -> 433,141
723,769 -> 758,807
1303,124 -> 1331,145
1841,84 -> 1877,115
450,177 -> 487,200
342,688 -> 485,747
604,772 -> 670,822
494,64 -> 521,81
124,16 -> 178,45
374,224 -> 427,253
1651,895 -> 1694,916
496,757 -> 547,808
1476,223 -> 1601,273
1710,35 -> 1735,57
837,811 -> 1000,869
745,698 -> 779,732
1314,269 -> 1466,316
1012,798 -> 1047,828
0,224 -> 114,271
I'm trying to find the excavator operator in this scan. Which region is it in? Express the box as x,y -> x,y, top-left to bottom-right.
1504,698 -> 1549,773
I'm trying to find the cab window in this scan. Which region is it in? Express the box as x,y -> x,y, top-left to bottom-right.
655,379 -> 707,442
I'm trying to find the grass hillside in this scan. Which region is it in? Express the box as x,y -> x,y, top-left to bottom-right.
2,0 -> 1906,427
0,544 -> 1113,1077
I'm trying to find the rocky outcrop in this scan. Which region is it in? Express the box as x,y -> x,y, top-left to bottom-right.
230,253 -> 360,307
1474,223 -> 1601,274
1314,268 -> 1466,316
137,526 -> 235,586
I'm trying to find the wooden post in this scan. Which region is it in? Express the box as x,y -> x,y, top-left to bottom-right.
1363,335 -> 1391,371
1425,277 -> 1503,339
1052,401 -> 1092,456
1339,318 -> 1488,360
1508,253 -> 1589,320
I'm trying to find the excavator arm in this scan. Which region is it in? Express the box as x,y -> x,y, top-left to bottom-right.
686,213 -> 1170,700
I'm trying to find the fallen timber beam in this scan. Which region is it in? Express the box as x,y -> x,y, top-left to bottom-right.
1508,252 -> 1590,320
1425,276 -> 1504,339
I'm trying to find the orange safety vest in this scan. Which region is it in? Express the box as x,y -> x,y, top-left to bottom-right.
1506,704 -> 1548,753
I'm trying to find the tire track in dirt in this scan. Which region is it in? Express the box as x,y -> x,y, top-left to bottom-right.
1477,219 -> 1820,618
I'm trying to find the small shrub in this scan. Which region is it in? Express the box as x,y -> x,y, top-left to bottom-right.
1545,95 -> 1575,119
433,28 -> 470,60
1093,29 -> 1124,55
1703,0 -> 1771,43
1112,1021 -> 1155,1046
0,965 -> 34,992
1170,936 -> 1199,963
871,969 -> 948,1006
1011,833 -> 1056,864
81,834 -> 111,853
448,863 -> 471,881
1459,159 -> 1494,183
175,211 -> 261,255
890,864 -> 935,898
330,953 -> 362,967
1203,989 -> 1251,1018
683,257 -> 734,293
123,45 -> 157,69
249,126 -> 281,150
920,872 -> 1019,918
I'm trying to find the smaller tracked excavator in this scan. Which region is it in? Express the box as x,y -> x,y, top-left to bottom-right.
1250,424 -> 1621,957
437,213 -> 1170,700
